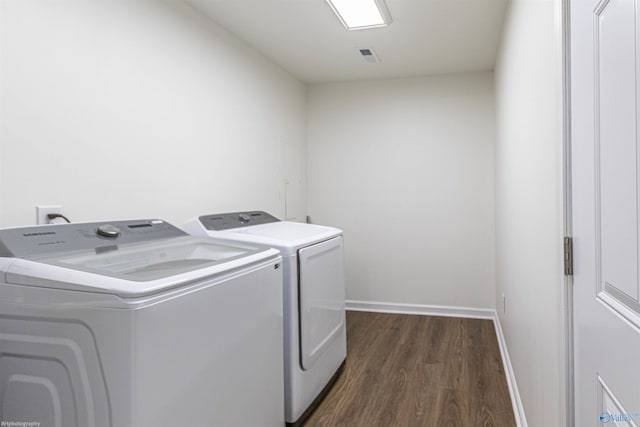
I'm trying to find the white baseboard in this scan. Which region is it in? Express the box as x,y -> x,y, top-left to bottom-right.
345,300 -> 527,427
346,299 -> 495,319
492,313 -> 528,427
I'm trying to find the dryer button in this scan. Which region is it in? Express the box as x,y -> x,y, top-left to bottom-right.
238,214 -> 251,223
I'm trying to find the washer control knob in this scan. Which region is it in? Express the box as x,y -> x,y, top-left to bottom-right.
238,214 -> 251,223
97,224 -> 121,238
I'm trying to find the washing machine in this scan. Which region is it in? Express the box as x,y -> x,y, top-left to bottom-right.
0,219 -> 284,427
183,211 -> 346,426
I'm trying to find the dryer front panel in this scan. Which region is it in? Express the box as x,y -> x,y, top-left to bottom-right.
298,236 -> 346,371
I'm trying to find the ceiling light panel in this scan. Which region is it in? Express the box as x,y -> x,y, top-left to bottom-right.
327,0 -> 392,30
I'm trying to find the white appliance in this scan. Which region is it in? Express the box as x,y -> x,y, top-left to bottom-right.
0,219 -> 284,427
183,211 -> 346,426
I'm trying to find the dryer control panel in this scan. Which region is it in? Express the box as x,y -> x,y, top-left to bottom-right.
0,219 -> 185,258
199,211 -> 280,231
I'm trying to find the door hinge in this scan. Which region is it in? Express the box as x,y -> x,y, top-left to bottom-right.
564,236 -> 573,276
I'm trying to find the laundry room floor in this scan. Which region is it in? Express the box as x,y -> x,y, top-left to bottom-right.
304,311 -> 516,427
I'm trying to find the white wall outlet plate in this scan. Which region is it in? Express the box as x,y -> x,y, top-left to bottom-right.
36,205 -> 63,225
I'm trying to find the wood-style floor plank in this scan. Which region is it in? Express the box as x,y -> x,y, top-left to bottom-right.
304,311 -> 516,427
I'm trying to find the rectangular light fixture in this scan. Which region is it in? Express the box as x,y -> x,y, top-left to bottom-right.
326,0 -> 392,30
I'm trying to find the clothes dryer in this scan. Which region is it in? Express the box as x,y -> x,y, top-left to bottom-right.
183,211 -> 346,426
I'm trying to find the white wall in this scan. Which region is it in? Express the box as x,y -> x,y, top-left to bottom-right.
0,0 -> 306,228
307,73 -> 495,309
494,0 -> 565,425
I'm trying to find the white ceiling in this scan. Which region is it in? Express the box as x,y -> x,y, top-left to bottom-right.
186,0 -> 508,84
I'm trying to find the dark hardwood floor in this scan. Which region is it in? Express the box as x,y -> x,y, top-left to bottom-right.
304,311 -> 516,427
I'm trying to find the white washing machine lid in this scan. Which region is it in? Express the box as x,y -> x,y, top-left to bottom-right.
0,221 -> 279,297
189,220 -> 342,254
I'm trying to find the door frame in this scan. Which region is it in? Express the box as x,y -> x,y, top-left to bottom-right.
561,0 -> 574,426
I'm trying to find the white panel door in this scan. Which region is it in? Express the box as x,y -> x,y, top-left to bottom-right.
298,236 -> 346,370
571,0 -> 640,425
